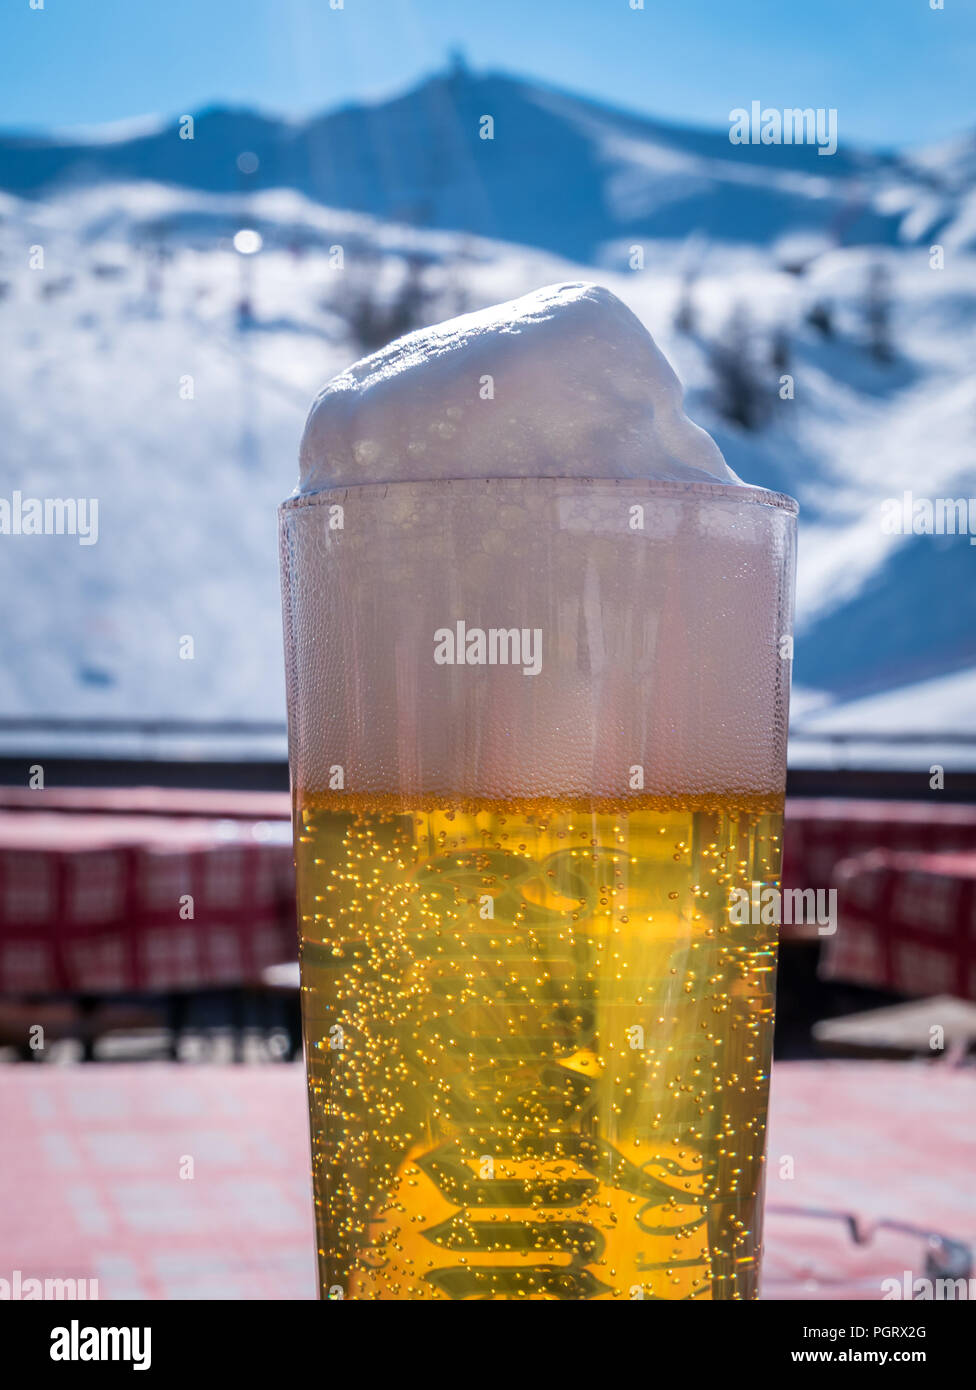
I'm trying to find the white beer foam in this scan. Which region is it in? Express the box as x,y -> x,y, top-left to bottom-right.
297,282 -> 741,491
280,479 -> 796,802
282,284 -> 796,802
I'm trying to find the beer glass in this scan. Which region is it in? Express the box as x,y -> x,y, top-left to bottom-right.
279,475 -> 797,1300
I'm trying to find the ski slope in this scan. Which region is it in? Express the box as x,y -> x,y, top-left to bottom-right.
0,109 -> 974,761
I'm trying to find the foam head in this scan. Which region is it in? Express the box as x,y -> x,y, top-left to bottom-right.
297,282 -> 740,491
282,283 -> 796,805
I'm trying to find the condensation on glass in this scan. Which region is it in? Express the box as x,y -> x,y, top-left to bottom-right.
280,477 -> 797,1301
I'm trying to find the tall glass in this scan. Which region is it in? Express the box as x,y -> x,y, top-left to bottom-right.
279,476 -> 797,1301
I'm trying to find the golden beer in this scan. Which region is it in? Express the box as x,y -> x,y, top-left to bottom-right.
296,794 -> 782,1301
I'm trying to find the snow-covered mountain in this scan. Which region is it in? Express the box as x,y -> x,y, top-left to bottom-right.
2,66 -> 972,262
1,68 -> 974,761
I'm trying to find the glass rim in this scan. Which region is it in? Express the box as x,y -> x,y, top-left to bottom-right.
280,476 -> 799,517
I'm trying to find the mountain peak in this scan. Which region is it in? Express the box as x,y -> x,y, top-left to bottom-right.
0,66 -> 969,260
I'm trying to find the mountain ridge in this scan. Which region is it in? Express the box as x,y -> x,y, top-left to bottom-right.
1,67 -> 968,262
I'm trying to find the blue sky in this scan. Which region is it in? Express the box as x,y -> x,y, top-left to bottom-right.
1,0 -> 974,147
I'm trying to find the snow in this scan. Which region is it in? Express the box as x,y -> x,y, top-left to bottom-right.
798,667 -> 976,737
1,70 -> 975,763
